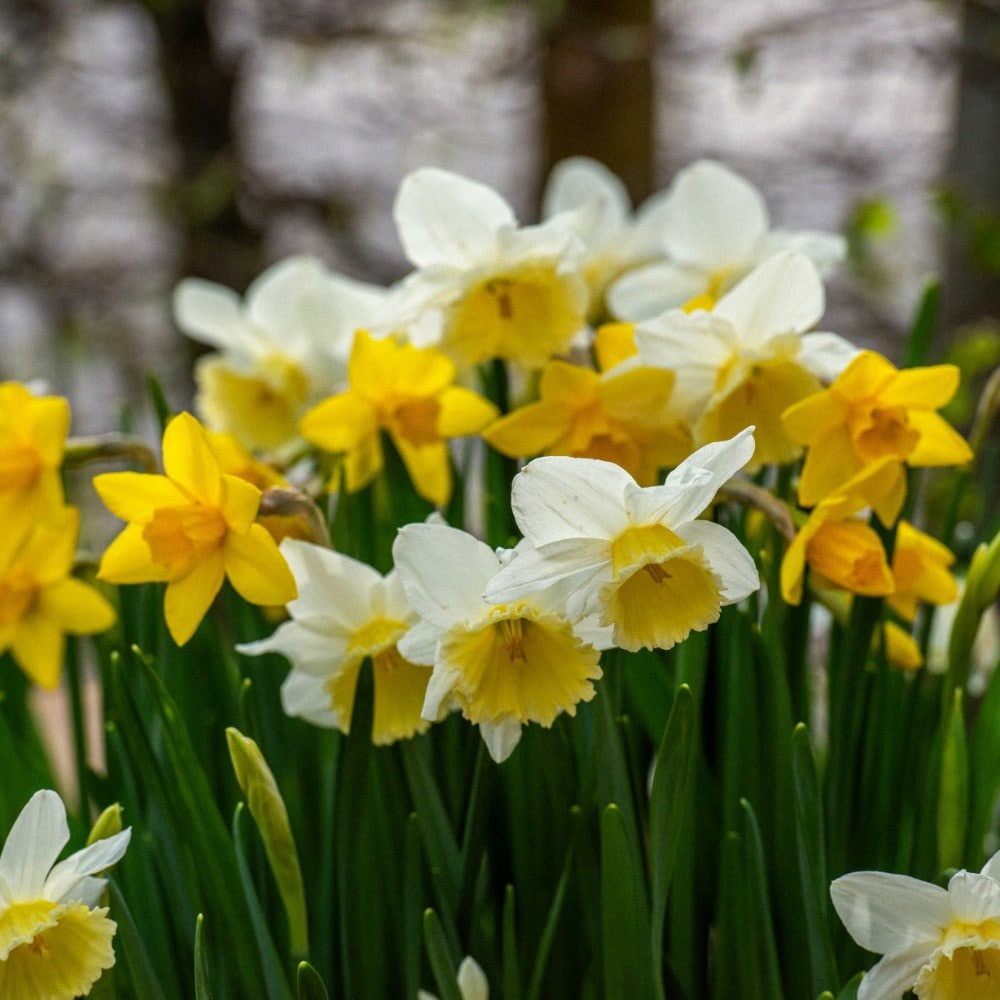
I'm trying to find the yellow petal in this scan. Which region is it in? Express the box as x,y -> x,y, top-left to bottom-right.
435,387 -> 499,437
224,523 -> 297,607
905,411 -> 974,467
342,434 -> 383,494
780,529 -> 811,605
882,622 -> 923,671
807,520 -> 894,597
832,351 -> 897,401
350,330 -> 454,397
483,401 -> 571,458
393,438 -> 452,507
781,389 -> 848,446
20,508 -> 78,585
220,473 -> 261,534
881,364 -> 960,409
164,549 -> 226,646
29,395 -> 71,467
92,472 -> 188,523
162,412 -> 223,506
300,392 -> 377,453
11,613 -> 63,689
39,579 -> 117,636
594,322 -> 637,372
539,361 -> 599,404
99,523 -> 170,584
598,366 -> 677,427
797,427 -> 864,508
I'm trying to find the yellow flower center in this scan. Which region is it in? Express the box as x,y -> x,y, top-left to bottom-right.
143,504 -> 227,577
0,901 -> 117,1000
446,265 -> 583,367
914,921 -> 1000,999
378,395 -> 441,448
347,616 -> 410,660
437,604 -> 601,727
0,442 -> 43,492
851,403 -> 920,463
0,567 -> 36,626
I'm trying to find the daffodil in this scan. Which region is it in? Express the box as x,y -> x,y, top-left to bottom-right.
418,956 -> 489,1000
607,159 -> 845,321
889,522 -> 958,622
238,540 -> 431,745
0,789 -> 131,1000
389,167 -> 589,368
541,156 -> 672,318
174,256 -> 386,451
0,381 -> 70,540
0,507 -> 116,690
485,428 -> 760,653
95,411 -> 297,646
393,523 -> 604,763
299,329 -> 498,507
482,327 -> 691,484
831,849 -> 1000,999
632,252 -> 858,468
783,350 -> 973,521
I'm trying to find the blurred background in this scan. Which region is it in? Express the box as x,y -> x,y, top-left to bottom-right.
1,0 -> 999,434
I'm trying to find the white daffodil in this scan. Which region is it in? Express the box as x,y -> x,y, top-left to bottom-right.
0,790 -> 131,1000
173,255 -> 386,451
418,956 -> 489,1000
392,523 -> 603,764
541,156 -> 672,319
237,540 -> 430,746
831,851 -> 1000,999
607,159 -> 845,321
485,428 -> 760,653
632,251 -> 859,468
388,167 -> 589,369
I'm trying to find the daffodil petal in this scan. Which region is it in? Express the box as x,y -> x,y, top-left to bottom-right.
44,830 -> 131,905
164,550 -> 226,646
0,790 -> 70,899
797,332 -> 860,382
857,942 -> 940,1000
882,364 -> 961,409
173,278 -> 250,351
796,428 -> 864,508
10,615 -> 63,690
31,396 -> 71,467
782,390 -> 848,446
98,524 -> 169,585
38,580 -> 116,635
92,472 -> 189,523
436,387 -> 499,438
299,392 -> 377,453
220,473 -> 261,533
478,718 -> 522,764
482,401 -> 570,458
607,263 -> 709,321
224,524 -> 297,608
676,520 -> 760,602
905,411 -> 973,466
162,412 -> 223,506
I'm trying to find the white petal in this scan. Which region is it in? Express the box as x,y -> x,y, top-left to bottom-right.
0,790 -> 70,900
281,671 -> 340,728
831,871 -> 950,955
393,524 -> 498,629
456,956 -> 490,1000
483,537 -> 610,605
543,156 -> 630,235
383,569 -> 417,625
398,619 -> 442,666
281,540 -> 382,629
628,188 -> 675,256
627,428 -> 756,528
44,828 -> 131,904
510,456 -> 632,545
479,718 -> 522,764
68,876 -> 107,909
947,869 -> 1000,923
797,332 -> 860,383
676,520 -> 760,602
393,167 -> 514,269
758,229 -> 847,275
238,618 -> 351,674
660,160 -> 768,270
606,262 -> 708,321
173,279 -> 253,352
980,849 -> 1000,882
421,664 -> 462,720
857,942 -> 934,1000
713,252 -> 824,345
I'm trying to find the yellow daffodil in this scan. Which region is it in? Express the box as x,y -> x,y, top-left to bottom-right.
0,382 -> 70,540
389,167 -> 588,368
394,523 -> 604,763
633,252 -> 859,468
780,461 -> 903,605
95,412 -> 297,646
608,159 -> 845,321
832,850 -> 1000,998
299,330 -> 498,507
486,428 -> 760,653
881,621 -> 923,672
889,521 -> 958,622
0,508 -> 115,690
174,256 -> 386,451
783,350 -> 973,522
0,790 -> 131,1000
482,332 -> 691,485
593,322 -> 638,371
238,541 -> 431,746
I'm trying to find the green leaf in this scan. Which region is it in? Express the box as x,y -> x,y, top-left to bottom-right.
194,914 -> 213,1000
649,684 -> 695,981
526,848 -> 572,1000
904,278 -> 940,368
296,962 -> 330,1000
502,884 -> 522,1000
938,688 -> 969,873
836,972 -> 863,999
423,908 -> 463,1000
601,804 -> 656,1000
108,879 -> 167,1000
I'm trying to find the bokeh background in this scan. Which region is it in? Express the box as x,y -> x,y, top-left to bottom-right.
2,0 -> 999,434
